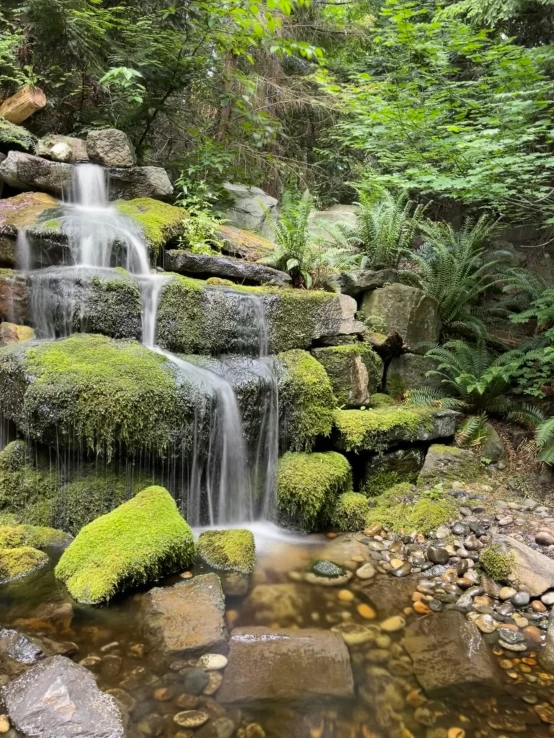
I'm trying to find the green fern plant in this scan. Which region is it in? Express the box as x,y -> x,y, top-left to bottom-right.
536,417 -> 554,464
412,215 -> 511,338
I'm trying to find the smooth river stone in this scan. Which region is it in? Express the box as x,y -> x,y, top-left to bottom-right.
218,627 -> 354,703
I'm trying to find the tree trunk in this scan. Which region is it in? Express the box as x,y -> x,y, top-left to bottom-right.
0,86 -> 47,124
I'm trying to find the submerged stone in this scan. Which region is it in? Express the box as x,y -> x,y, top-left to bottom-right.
277,451 -> 352,531
141,573 -> 226,655
55,486 -> 195,604
197,529 -> 256,574
307,559 -> 346,578
218,627 -> 354,702
2,655 -> 125,738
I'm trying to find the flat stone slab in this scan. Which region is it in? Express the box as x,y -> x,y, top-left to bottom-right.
141,573 -> 226,655
2,655 -> 125,738
165,249 -> 290,285
218,627 -> 354,703
403,610 -> 499,696
498,535 -> 554,596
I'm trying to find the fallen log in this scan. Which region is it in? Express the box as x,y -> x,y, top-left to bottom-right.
0,85 -> 46,124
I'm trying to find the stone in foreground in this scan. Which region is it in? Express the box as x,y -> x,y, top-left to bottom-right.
197,529 -> 256,574
218,627 -> 354,703
497,535 -> 554,596
165,249 -> 291,285
55,486 -> 195,604
403,610 -> 499,696
142,573 -> 226,655
2,655 -> 125,738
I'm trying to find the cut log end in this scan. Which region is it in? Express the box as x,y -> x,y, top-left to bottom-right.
0,85 -> 46,125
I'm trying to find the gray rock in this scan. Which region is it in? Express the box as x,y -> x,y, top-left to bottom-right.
0,629 -> 44,665
361,447 -> 424,496
164,249 -> 290,285
536,531 -> 554,547
361,284 -> 441,352
418,444 -> 479,484
481,422 -> 506,462
336,268 -> 403,297
2,655 -> 125,738
142,573 -> 226,655
427,546 -> 450,565
221,183 -> 277,238
310,204 -> 358,242
0,151 -> 172,200
86,128 -> 136,167
218,627 -> 354,702
36,135 -> 88,163
386,353 -> 442,398
403,610 -> 499,696
311,344 -> 383,408
497,535 -> 554,596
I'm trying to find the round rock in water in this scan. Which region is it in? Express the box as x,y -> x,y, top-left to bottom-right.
474,614 -> 496,634
196,653 -> 228,671
305,560 -> 351,586
499,586 -> 517,601
174,710 -> 210,728
180,667 -> 209,695
380,615 -> 406,633
427,546 -> 450,565
390,562 -> 412,577
511,591 -> 530,608
356,562 -> 376,580
331,622 -> 378,646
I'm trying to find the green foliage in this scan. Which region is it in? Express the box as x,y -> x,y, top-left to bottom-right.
55,486 -> 195,604
277,450 -> 352,531
197,529 -> 256,574
535,417 -> 554,464
329,492 -> 370,532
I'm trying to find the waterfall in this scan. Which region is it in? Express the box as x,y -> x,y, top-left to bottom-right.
17,162 -> 279,526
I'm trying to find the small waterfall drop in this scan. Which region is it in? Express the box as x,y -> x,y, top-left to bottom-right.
18,162 -> 279,527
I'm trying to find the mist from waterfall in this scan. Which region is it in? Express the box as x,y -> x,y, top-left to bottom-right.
18,162 -> 279,526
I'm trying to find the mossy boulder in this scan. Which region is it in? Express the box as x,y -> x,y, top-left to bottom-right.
386,353 -> 441,399
0,547 -> 49,582
55,486 -> 195,604
197,529 -> 256,574
369,393 -> 395,408
0,524 -> 70,549
418,444 -> 480,485
329,492 -> 371,532
276,350 -> 336,451
0,335 -> 199,458
333,406 -> 458,454
362,448 -> 425,496
365,483 -> 458,535
361,284 -> 441,352
0,192 -> 59,267
311,344 -> 383,407
277,451 -> 352,531
115,198 -> 185,260
480,545 -> 514,582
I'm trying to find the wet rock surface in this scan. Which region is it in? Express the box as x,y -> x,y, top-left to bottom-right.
2,655 -> 125,738
164,249 -> 291,285
218,627 -> 354,702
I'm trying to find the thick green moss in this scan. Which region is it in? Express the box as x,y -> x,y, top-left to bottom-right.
0,335 -> 182,458
329,492 -> 371,532
115,198 -> 185,260
365,483 -> 458,534
197,529 -> 256,574
277,451 -> 352,531
277,350 -> 336,452
370,393 -> 395,408
311,344 -> 383,407
82,273 -> 142,339
362,448 -> 424,497
0,441 -> 59,525
55,486 -> 195,604
480,546 -> 514,582
0,524 -> 70,549
417,444 -> 481,486
333,406 -> 437,453
0,546 -> 49,582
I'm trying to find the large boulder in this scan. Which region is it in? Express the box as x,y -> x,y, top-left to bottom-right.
141,573 -> 226,655
55,486 -> 195,604
418,444 -> 480,485
36,135 -> 88,163
333,407 -> 458,453
403,610 -> 499,696
2,655 -> 125,738
496,535 -> 554,596
312,343 -> 383,407
221,183 -> 277,238
277,451 -> 352,531
361,284 -> 441,351
0,152 -> 172,200
218,627 -> 354,703
86,128 -> 136,167
386,353 -> 441,398
164,249 -> 291,285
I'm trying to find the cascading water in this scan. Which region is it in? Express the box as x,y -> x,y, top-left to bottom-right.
19,162 -> 279,527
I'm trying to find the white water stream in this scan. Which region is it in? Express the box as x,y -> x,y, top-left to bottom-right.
18,163 -> 279,526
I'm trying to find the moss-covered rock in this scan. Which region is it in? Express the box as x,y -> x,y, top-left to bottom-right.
365,483 -> 457,535
418,444 -> 480,485
55,486 -> 195,604
311,344 -> 383,407
0,334 -> 196,458
333,406 -> 458,454
216,224 -> 274,261
0,546 -> 49,582
386,353 -> 441,399
0,524 -> 70,549
115,198 -> 185,260
369,393 -> 395,408
362,448 -> 425,496
329,492 -> 371,532
277,451 -> 352,531
0,441 -> 59,526
276,350 -> 336,451
197,529 -> 256,574
480,545 -> 514,582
